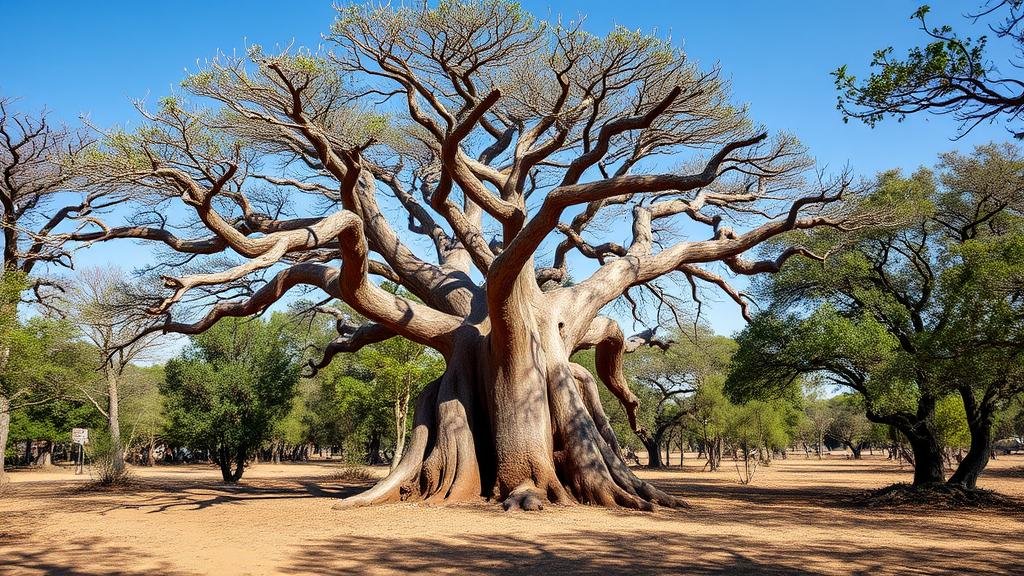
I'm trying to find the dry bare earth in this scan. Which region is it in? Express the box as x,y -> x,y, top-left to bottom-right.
1,454 -> 1022,576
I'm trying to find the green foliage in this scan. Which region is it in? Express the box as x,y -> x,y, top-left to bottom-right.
729,144 -> 1024,481
833,5 -> 988,126
833,3 -> 1024,138
933,395 -> 971,450
9,398 -> 104,445
162,315 -> 300,480
725,398 -> 797,454
1,315 -> 95,406
119,365 -> 167,448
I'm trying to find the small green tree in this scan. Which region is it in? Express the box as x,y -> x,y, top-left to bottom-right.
162,315 -> 300,482
687,378 -> 733,471
729,146 -> 1024,488
625,329 -> 736,468
827,394 -> 874,459
118,365 -> 167,466
724,398 -> 797,483
2,312 -> 95,471
359,337 -> 443,469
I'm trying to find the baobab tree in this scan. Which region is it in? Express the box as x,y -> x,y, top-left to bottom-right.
86,1 -> 868,510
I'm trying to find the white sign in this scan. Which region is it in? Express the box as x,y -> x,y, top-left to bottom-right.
71,428 -> 88,445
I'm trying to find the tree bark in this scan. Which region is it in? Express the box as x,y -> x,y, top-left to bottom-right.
333,306 -> 684,511
865,408 -> 943,485
392,378 -> 410,472
0,395 -> 9,476
105,369 -> 126,477
948,387 -> 995,489
906,429 -> 945,485
145,436 -> 156,466
214,444 -> 247,483
843,441 -> 863,459
639,431 -> 663,469
34,440 -> 52,467
365,431 -> 383,465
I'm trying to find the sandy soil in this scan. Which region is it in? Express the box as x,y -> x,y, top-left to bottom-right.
1,453 -> 1022,575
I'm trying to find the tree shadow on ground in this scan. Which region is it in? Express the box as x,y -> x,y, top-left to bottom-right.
557,473 -> 1024,548
981,465 -> 1024,479
279,529 -> 1021,576
0,476 -> 373,516
0,537 -> 195,576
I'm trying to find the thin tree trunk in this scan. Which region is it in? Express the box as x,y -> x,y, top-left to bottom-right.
948,388 -> 995,490
34,440 -> 52,467
392,378 -> 410,472
230,449 -> 246,482
145,436 -> 156,466
0,341 -> 10,477
365,432 -> 382,465
0,394 -> 9,476
639,432 -> 663,468
106,370 -> 125,477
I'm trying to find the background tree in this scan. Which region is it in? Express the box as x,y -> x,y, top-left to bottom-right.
626,328 -> 734,468
686,378 -> 733,470
0,97 -> 121,476
357,335 -> 443,469
162,315 -> 300,482
67,266 -> 163,480
827,394 -> 873,459
722,397 -> 799,483
834,2 -> 1024,139
118,364 -> 167,466
728,144 -> 1024,488
91,1 -> 868,510
803,394 -> 835,460
8,395 -> 103,467
0,310 -> 94,473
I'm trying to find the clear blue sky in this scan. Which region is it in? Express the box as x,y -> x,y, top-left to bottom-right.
0,1 -> 1011,338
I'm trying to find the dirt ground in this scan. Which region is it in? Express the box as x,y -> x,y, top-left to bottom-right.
1,453 -> 1022,576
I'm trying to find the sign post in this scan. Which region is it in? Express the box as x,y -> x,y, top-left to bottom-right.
71,428 -> 88,475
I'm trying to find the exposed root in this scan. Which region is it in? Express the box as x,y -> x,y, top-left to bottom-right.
335,352 -> 485,508
843,482 -> 1021,510
547,360 -> 685,511
333,341 -> 684,512
502,485 -> 546,511
572,363 -> 623,457
333,378 -> 439,509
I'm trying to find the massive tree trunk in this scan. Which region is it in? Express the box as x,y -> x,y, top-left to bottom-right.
948,387 -> 995,489
334,280 -> 684,511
